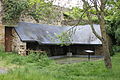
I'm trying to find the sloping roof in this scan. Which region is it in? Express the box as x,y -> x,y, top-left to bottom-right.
15,22 -> 102,45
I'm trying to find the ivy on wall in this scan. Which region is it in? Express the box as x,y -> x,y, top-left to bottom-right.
2,0 -> 28,24
28,0 -> 54,23
2,0 -> 60,24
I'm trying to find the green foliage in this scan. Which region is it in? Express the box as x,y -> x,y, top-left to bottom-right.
105,1 -> 120,45
64,8 -> 85,20
112,45 -> 120,52
64,7 -> 99,25
26,52 -> 46,63
1,51 -> 120,80
10,55 -> 26,65
0,46 -> 4,52
0,51 -> 52,67
27,0 -> 56,23
115,28 -> 120,43
55,32 -> 72,46
2,0 -> 59,24
26,52 -> 53,67
3,0 -> 28,24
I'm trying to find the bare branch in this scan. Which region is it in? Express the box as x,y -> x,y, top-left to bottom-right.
82,0 -> 103,41
66,6 -> 90,32
94,0 -> 101,21
100,0 -> 105,11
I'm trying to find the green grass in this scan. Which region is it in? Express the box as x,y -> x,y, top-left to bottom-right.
0,51 -> 120,80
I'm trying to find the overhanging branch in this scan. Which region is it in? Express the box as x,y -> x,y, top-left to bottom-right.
82,0 -> 103,41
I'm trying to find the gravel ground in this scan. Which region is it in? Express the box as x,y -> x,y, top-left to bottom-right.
50,55 -> 103,64
0,69 -> 7,74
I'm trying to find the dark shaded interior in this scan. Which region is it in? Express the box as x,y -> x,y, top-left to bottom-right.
26,42 -> 95,56
5,27 -> 13,52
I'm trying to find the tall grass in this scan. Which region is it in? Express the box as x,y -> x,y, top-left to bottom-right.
0,51 -> 120,80
0,46 -> 4,52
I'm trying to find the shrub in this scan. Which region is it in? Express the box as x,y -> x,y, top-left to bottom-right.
112,45 -> 120,53
26,52 -> 47,62
10,56 -> 26,65
115,28 -> 120,44
25,52 -> 54,67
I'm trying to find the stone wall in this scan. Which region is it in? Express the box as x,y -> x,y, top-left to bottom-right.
19,12 -> 64,26
19,6 -> 68,26
12,29 -> 26,55
0,1 -> 5,50
0,1 -> 3,24
0,24 -> 5,50
19,14 -> 37,24
95,46 -> 103,55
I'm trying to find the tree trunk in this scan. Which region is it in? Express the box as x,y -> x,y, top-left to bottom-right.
82,0 -> 112,69
100,11 -> 112,69
102,41 -> 112,68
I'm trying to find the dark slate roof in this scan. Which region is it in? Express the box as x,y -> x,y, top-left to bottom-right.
15,22 -> 102,45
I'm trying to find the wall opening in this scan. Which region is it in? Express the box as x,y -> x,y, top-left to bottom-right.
26,42 -> 96,56
5,27 -> 13,52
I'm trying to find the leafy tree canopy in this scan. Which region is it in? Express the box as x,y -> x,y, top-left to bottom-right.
63,7 -> 98,25
2,0 -> 28,24
2,0 -> 120,45
106,0 -> 120,45
2,0 -> 59,24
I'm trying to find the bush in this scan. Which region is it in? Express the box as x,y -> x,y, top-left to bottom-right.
25,52 -> 54,67
26,52 -> 47,62
115,28 -> 120,43
112,45 -> 120,52
3,0 -> 28,23
36,54 -> 53,67
10,56 -> 26,65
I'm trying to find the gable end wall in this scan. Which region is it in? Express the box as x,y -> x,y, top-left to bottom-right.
12,29 -> 26,55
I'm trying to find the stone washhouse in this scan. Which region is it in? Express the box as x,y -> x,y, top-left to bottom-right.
0,22 -> 103,56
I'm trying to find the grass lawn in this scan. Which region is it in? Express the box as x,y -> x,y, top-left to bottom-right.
0,51 -> 120,80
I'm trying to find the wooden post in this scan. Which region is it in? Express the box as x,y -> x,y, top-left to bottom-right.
85,50 -> 94,61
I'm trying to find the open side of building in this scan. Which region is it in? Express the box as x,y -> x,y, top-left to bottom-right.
1,22 -> 103,56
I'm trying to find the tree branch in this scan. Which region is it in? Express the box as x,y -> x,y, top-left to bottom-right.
66,6 -> 90,32
94,0 -> 101,20
82,0 -> 103,41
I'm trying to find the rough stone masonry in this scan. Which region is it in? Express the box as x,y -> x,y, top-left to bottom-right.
0,1 -> 5,49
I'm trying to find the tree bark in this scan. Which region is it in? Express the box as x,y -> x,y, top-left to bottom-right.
100,10 -> 112,69
82,0 -> 112,69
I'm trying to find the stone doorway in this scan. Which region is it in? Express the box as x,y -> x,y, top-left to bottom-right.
5,27 -> 13,52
